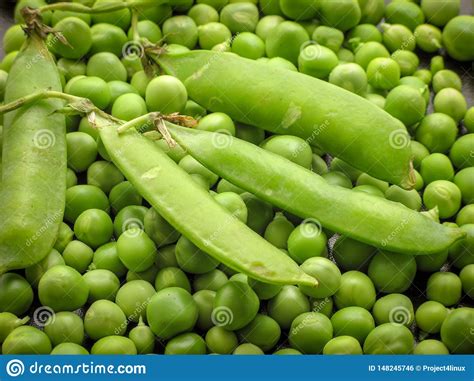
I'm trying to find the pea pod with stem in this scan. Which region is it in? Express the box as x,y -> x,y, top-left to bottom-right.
154,51 -> 415,189
0,28 -> 66,274
156,124 -> 465,256
0,92 -> 317,288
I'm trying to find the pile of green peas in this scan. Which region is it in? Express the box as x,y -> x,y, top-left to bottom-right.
0,0 -> 473,355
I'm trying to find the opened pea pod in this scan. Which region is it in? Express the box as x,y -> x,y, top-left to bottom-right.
161,124 -> 464,256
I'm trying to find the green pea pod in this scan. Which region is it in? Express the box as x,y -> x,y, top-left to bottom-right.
0,34 -> 66,273
97,118 -> 316,287
165,124 -> 465,255
155,51 -> 415,188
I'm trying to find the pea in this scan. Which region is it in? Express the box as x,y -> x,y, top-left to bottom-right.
266,56 -> 298,71
51,222 -> 73,254
38,265 -> 89,312
311,26 -> 344,53
191,289 -> 214,331
67,76 -> 111,110
83,269 -> 120,303
364,323 -> 414,354
62,240 -> 94,273
147,287 -> 198,339
113,205 -> 148,237
3,24 -> 26,54
108,181 -> 141,214
432,70 -> 462,94
440,307 -> 474,354
115,281 -> 153,325
74,209 -> 113,249
268,285 -> 310,329
198,22 -> 232,50
450,134 -> 474,169
384,85 -> 426,127
48,17 -> 92,59
420,154 -> 455,184
0,273 -> 33,316
237,314 -> 281,352
287,221 -> 328,264
84,299 -> 127,340
91,0 -> 131,30
231,32 -> 265,60
262,213 -> 294,249
43,311 -> 84,346
430,55 -> 445,75
86,161 -> 124,195
372,294 -> 414,327
126,264 -> 159,284
398,75 -> 430,105
145,75 -> 188,114
91,336 -> 137,355
116,228 -> 157,272
197,112 -> 235,136
89,23 -> 128,56
50,342 -> 89,355
192,270 -> 227,292
127,319 -> 154,354
329,158 -> 362,182
261,135 -> 313,169
2,326 -> 52,355
187,3 -> 219,25
57,58 -> 86,82
163,332 -> 206,355
464,107 -> 474,133
415,113 -> 458,154
385,1 -> 424,31
449,225 -> 474,269
155,244 -> 179,270
24,249 -> 63,289
174,236 -> 219,274
322,171 -> 353,188
110,93 -> 148,122
385,185 -> 421,211
413,68 -> 432,85
266,21 -> 309,65
328,63 -> 367,95
240,193 -> 274,235
0,313 -> 29,344
434,88 -> 467,123
298,44 -> 339,80
255,15 -> 284,41
323,336 -> 363,355
299,257 -> 341,299
416,250 -> 449,273
231,343 -> 262,354
311,154 -> 329,175
414,340 -> 449,355
141,208 -> 179,249
427,272 -> 462,307
0,51 -> 18,72
368,251 -> 416,293
162,15 -> 198,49
460,264 -> 474,298
457,205 -> 474,226
289,312 -> 333,354
415,300 -> 448,334
382,23 -> 416,53
213,192 -> 248,224
179,155 -> 218,187
66,131 -> 98,173
205,326 -> 238,354
334,271 -> 376,310
423,180 -> 461,219
92,242 -> 127,277
154,267 -> 190,292
220,2 -> 259,33
318,0 -> 361,31
213,281 -> 259,331
421,0 -> 460,27
391,49 -> 419,76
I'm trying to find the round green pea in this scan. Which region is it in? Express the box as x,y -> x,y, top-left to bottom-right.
0,273 -> 33,316
268,285 -> 310,329
44,311 -> 84,346
92,242 -> 127,277
91,336 -> 137,355
415,300 -> 448,334
427,272 -> 462,306
331,306 -> 375,344
84,300 -> 127,340
434,88 -> 467,123
154,267 -> 191,293
147,287 -> 198,339
323,336 -> 363,355
289,312 -> 333,354
363,323 -> 414,354
83,269 -> 120,303
423,180 -> 461,219
62,240 -> 94,273
300,257 -> 341,298
415,113 -> 458,154
368,251 -> 416,293
74,209 -> 113,249
287,221 -> 328,264
420,153 -> 455,184
334,271 -> 376,310
450,134 -> 474,169
372,293 -> 414,327
205,326 -> 238,354
2,326 -> 52,355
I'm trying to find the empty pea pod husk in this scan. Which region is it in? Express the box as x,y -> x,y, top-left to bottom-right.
96,116 -> 317,287
155,51 -> 415,189
0,32 -> 66,273
164,124 -> 465,255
